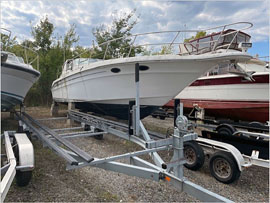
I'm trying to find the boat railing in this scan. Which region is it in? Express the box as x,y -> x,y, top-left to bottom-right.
1,28 -> 39,71
69,22 -> 252,69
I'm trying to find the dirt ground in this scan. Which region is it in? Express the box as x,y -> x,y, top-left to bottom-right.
1,107 -> 269,202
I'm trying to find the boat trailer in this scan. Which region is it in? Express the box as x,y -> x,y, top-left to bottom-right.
9,106 -> 232,202
1,64 -> 233,202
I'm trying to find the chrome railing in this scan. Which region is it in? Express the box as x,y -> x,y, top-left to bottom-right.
68,22 -> 253,69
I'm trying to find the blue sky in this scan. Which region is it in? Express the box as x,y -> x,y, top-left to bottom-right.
1,0 -> 269,58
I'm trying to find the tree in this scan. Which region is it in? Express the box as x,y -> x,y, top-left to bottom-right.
143,45 -> 174,56
184,31 -> 207,42
30,16 -> 55,105
159,45 -> 174,55
92,9 -> 143,59
31,16 -> 54,53
63,24 -> 79,60
1,33 -> 17,51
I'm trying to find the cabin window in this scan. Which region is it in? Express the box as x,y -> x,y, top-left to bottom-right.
111,68 -> 121,73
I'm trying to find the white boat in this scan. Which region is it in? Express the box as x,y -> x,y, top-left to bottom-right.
1,51 -> 40,111
51,22 -> 253,119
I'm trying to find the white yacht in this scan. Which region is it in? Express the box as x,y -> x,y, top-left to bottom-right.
51,22 -> 253,119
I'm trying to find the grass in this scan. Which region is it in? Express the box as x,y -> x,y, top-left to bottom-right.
97,190 -> 120,202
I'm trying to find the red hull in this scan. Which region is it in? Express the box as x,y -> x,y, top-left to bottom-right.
164,99 -> 269,123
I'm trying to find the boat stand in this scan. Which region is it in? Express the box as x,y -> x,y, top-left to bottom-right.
14,64 -> 233,202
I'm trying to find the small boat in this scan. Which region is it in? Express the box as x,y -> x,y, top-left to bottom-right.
164,58 -> 269,123
1,29 -> 40,111
51,22 -> 253,120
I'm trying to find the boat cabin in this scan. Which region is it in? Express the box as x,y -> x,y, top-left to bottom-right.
179,29 -> 251,55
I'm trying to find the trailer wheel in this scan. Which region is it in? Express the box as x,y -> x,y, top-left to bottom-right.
209,151 -> 240,184
184,141 -> 205,170
248,122 -> 264,133
84,124 -> 90,131
217,125 -> 236,136
16,170 -> 32,187
17,126 -> 23,133
159,116 -> 166,120
94,129 -> 104,140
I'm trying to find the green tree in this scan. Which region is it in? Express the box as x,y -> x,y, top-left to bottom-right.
63,24 -> 79,60
184,31 -> 207,42
31,16 -> 54,53
92,9 -> 143,59
1,33 -> 17,51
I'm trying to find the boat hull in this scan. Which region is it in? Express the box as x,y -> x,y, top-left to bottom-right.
75,102 -> 159,120
52,53 -> 252,119
1,62 -> 40,111
165,73 -> 269,123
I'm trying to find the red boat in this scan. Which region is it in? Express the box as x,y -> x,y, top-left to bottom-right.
164,58 -> 269,123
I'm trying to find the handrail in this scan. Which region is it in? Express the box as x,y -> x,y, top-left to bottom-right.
66,22 -> 253,70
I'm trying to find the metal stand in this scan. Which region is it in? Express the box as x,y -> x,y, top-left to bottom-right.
13,63 -> 233,202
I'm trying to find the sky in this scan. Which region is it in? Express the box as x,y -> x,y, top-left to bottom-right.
1,0 -> 269,58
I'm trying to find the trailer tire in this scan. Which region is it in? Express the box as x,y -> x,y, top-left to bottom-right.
248,122 -> 264,133
209,151 -> 240,184
84,124 -> 90,131
217,125 -> 236,136
16,170 -> 32,187
17,126 -> 23,133
184,141 -> 205,170
159,116 -> 166,120
94,129 -> 104,140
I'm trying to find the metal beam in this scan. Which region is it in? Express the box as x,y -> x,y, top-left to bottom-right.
96,161 -> 161,181
67,146 -> 168,170
15,113 -> 79,165
183,180 -> 233,203
163,172 -> 233,202
22,112 -> 94,163
1,132 -> 17,201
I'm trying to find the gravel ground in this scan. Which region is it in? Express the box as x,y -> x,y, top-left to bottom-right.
2,107 -> 269,202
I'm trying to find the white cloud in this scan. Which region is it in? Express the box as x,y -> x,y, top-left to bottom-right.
0,0 -> 269,50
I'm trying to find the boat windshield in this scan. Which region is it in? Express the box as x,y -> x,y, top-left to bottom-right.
17,56 -> 25,63
7,53 -> 21,63
180,29 -> 251,55
206,58 -> 268,77
63,58 -> 103,72
73,58 -> 102,67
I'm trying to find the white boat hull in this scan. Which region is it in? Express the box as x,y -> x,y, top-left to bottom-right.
52,53 -> 252,119
1,63 -> 40,111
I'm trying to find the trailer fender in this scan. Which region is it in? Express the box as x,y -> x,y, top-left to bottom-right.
14,133 -> 34,171
196,137 -> 245,171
